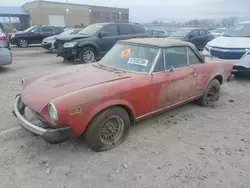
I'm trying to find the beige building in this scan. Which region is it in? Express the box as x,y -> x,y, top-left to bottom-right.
22,1 -> 129,27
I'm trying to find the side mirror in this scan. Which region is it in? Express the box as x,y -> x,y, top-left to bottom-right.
98,31 -> 107,37
169,65 -> 175,72
30,30 -> 34,34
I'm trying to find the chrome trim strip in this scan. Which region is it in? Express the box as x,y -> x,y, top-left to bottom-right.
135,94 -> 202,120
211,47 -> 247,52
149,49 -> 162,74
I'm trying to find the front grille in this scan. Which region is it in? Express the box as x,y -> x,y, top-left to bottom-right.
210,48 -> 246,60
54,40 -> 65,50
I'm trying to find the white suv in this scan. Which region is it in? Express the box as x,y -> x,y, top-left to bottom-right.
203,21 -> 250,73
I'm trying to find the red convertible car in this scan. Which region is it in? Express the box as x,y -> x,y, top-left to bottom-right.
13,38 -> 234,151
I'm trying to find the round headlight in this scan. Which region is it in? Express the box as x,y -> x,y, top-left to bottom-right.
48,103 -> 58,124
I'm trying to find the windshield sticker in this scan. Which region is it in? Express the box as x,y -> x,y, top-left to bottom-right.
127,58 -> 149,66
121,48 -> 131,58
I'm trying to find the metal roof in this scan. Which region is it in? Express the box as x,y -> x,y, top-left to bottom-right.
0,6 -> 29,16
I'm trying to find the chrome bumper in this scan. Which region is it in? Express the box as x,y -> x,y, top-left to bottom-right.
13,95 -> 71,144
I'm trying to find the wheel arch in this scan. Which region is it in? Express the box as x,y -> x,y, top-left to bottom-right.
83,101 -> 136,135
89,103 -> 135,124
212,74 -> 223,85
78,42 -> 100,57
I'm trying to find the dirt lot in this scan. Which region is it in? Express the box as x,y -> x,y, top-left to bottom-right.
0,47 -> 250,188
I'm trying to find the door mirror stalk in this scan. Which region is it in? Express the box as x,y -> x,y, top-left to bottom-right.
169,66 -> 174,72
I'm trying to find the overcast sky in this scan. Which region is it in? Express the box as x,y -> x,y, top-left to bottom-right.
0,0 -> 249,22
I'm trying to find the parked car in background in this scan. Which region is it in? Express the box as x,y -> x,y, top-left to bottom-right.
54,22 -> 149,63
209,28 -> 228,38
169,28 -> 214,51
203,21 -> 250,74
0,23 -> 12,66
10,25 -> 64,48
13,38 -> 233,151
42,28 -> 82,52
147,29 -> 168,38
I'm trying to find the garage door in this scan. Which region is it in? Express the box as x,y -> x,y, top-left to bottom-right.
48,15 -> 65,27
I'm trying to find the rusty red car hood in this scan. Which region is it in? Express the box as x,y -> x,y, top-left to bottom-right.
21,63 -> 131,111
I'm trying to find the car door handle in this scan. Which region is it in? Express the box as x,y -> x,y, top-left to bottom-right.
187,73 -> 197,77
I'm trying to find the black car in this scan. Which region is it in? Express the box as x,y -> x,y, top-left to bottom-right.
10,25 -> 64,48
0,22 -> 12,66
169,28 -> 214,50
54,23 -> 149,63
147,29 -> 168,38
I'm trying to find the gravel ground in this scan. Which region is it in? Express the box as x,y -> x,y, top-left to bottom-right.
0,47 -> 250,188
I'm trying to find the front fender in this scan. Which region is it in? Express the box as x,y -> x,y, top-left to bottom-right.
77,41 -> 100,56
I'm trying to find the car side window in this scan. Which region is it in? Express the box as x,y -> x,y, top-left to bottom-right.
189,30 -> 199,37
199,30 -> 206,36
55,27 -> 64,33
31,27 -> 42,33
42,27 -> 55,33
164,47 -> 188,69
187,47 -> 202,65
153,51 -> 165,72
118,25 -> 134,35
102,25 -> 118,36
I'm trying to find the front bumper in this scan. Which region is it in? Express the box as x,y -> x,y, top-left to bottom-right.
9,38 -> 17,45
56,47 -> 77,58
41,42 -> 52,50
13,95 -> 71,144
203,49 -> 250,72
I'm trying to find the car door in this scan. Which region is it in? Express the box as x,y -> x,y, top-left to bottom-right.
198,30 -> 209,50
29,26 -> 42,44
41,26 -> 56,41
151,46 -> 197,111
117,24 -> 136,40
95,24 -> 118,57
187,46 -> 212,95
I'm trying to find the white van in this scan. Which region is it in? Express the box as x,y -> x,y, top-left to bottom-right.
203,21 -> 250,73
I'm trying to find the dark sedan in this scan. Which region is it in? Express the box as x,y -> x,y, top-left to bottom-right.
169,28 -> 214,51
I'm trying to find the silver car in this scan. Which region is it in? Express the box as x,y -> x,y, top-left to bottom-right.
0,26 -> 12,66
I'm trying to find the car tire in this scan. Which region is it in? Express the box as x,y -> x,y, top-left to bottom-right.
85,107 -> 130,152
18,39 -> 28,48
196,79 -> 220,107
79,47 -> 96,64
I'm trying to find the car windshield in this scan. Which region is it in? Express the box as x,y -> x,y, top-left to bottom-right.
71,28 -> 82,35
58,29 -> 77,36
77,24 -> 105,35
171,29 -> 191,37
23,26 -> 37,32
223,23 -> 250,37
98,43 -> 160,74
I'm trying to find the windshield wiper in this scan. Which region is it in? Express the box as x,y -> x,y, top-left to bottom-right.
94,63 -> 125,73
